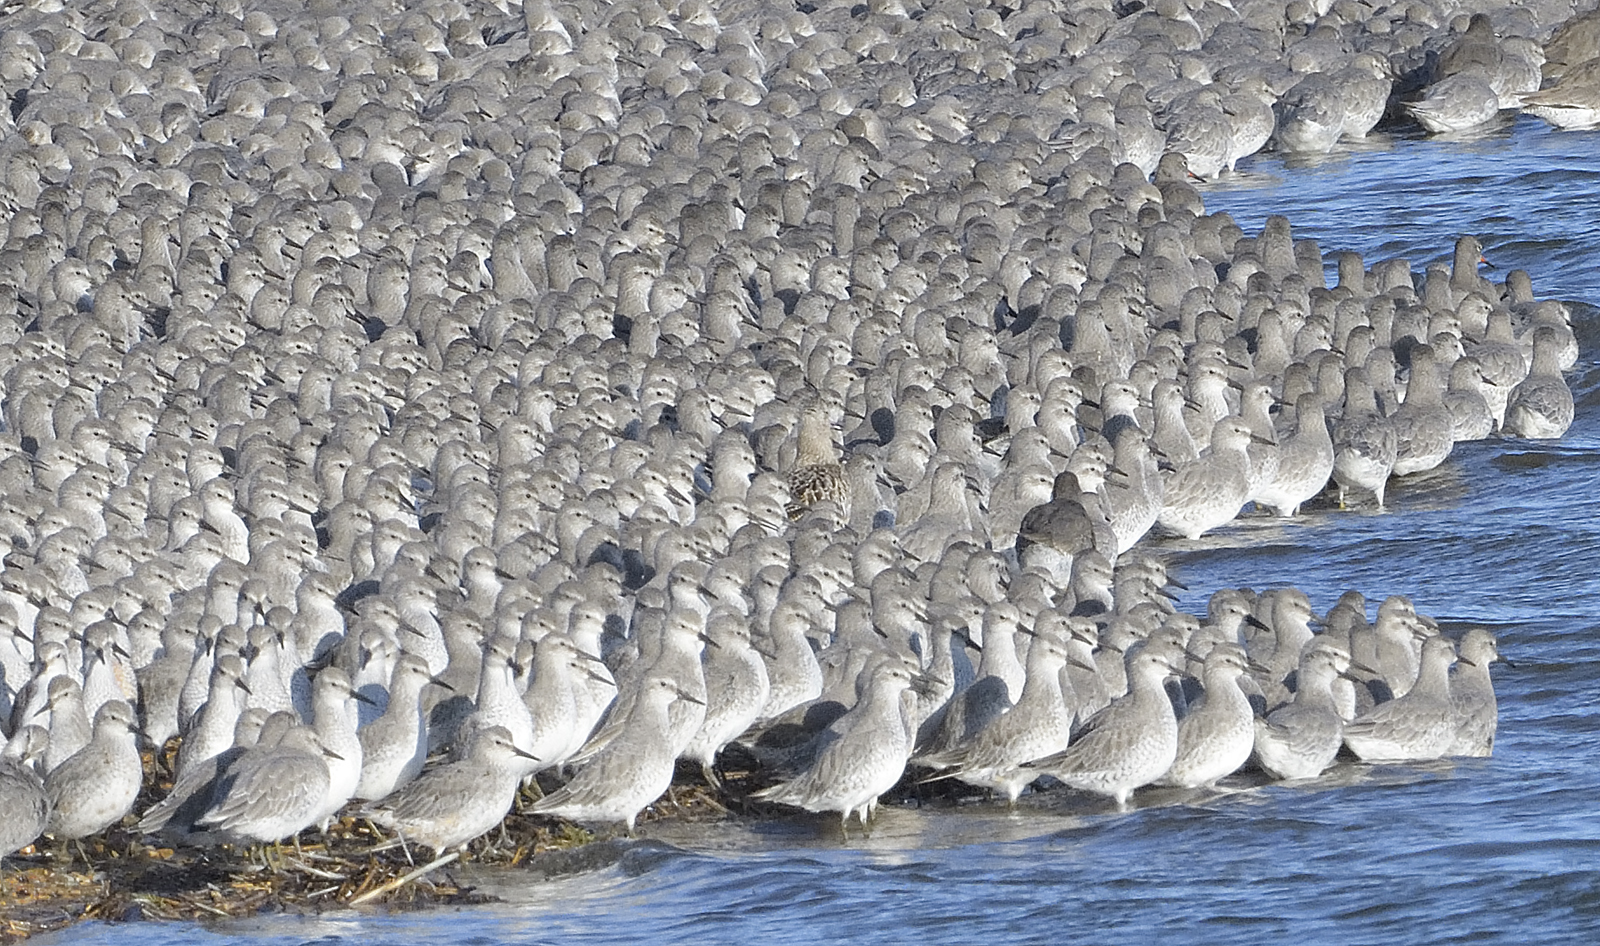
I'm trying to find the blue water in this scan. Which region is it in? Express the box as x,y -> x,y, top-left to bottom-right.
46,119 -> 1600,946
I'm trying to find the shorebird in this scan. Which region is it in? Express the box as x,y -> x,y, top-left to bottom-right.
529,676 -> 701,833
1159,644 -> 1255,789
1157,417 -> 1257,540
354,654 -> 444,802
196,723 -> 334,845
1503,327 -> 1575,439
918,632 -> 1080,805
0,727 -> 50,860
755,657 -> 926,829
45,700 -> 142,840
1449,629 -> 1506,757
1253,642 -> 1352,781
1332,368 -> 1398,508
362,725 -> 537,857
785,402 -> 848,520
1023,647 -> 1180,809
1255,394 -> 1334,518
1344,636 -> 1460,763
1521,56 -> 1600,129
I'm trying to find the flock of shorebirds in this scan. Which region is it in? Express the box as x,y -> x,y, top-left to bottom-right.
0,0 -> 1587,863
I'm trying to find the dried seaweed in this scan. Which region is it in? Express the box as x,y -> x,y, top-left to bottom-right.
0,761 -> 752,943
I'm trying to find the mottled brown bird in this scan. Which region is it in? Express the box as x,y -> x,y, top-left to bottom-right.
785,405 -> 848,520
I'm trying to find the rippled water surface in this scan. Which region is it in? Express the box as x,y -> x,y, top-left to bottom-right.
51,117 -> 1600,945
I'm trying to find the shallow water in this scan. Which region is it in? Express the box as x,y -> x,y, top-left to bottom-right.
49,117 -> 1600,945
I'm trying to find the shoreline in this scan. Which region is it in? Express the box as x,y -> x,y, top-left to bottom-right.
0,754 -> 751,943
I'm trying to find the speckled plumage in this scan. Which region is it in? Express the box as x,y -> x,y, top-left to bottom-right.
1159,644 -> 1254,789
45,701 -> 142,840
1344,636 -> 1459,763
364,726 -> 534,856
1024,648 -> 1178,808
0,728 -> 50,859
755,659 -> 921,826
196,724 -> 331,844
1254,643 -> 1351,781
